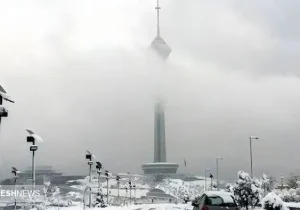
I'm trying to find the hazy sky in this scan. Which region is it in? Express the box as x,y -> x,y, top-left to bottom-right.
1,0 -> 300,181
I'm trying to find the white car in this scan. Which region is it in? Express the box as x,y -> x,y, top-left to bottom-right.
192,191 -> 239,210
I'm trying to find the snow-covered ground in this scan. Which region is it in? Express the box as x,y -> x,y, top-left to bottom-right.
157,179 -> 205,199
47,203 -> 193,210
285,202 -> 300,208
69,175 -> 208,200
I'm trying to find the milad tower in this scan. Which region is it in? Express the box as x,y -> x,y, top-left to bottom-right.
142,0 -> 179,175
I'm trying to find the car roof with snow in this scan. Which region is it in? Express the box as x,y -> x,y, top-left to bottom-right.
204,191 -> 235,203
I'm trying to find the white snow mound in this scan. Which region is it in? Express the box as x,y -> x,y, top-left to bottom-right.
261,192 -> 288,210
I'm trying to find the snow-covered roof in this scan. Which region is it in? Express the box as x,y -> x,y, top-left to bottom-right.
204,191 -> 235,203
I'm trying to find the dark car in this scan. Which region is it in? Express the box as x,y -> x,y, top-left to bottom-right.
192,191 -> 239,210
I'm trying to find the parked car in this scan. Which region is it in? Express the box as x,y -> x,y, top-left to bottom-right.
192,191 -> 239,210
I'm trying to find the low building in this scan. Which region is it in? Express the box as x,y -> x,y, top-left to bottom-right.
275,184 -> 290,190
18,165 -> 63,185
141,162 -> 179,175
1,165 -> 84,186
141,188 -> 176,203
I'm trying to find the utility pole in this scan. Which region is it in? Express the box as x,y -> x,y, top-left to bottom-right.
249,136 -> 259,178
205,169 -> 210,191
216,157 -> 223,191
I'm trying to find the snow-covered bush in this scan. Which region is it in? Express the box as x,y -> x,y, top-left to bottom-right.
261,192 -> 287,210
275,188 -> 300,202
233,171 -> 261,209
226,183 -> 234,193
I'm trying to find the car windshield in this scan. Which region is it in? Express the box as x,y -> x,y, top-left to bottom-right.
206,194 -> 236,207
207,196 -> 223,205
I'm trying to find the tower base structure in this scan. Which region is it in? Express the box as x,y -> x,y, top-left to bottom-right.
142,162 -> 178,175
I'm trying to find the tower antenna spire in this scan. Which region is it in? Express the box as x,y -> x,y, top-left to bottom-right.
155,0 -> 161,36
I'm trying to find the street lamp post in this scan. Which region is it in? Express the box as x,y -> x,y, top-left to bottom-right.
105,170 -> 109,205
133,185 -> 136,203
129,179 -> 132,205
123,186 -> 128,205
209,174 -> 213,191
249,136 -> 259,178
26,129 -> 43,192
96,162 -> 102,194
85,150 -> 94,182
12,167 -> 20,210
281,176 -> 284,191
116,176 -> 120,198
205,169 -> 210,191
85,150 -> 94,208
216,157 -> 223,191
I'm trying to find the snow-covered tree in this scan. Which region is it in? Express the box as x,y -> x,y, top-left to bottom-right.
287,173 -> 299,189
233,170 -> 260,209
262,174 -> 276,192
183,193 -> 190,203
93,192 -> 106,208
226,183 -> 234,193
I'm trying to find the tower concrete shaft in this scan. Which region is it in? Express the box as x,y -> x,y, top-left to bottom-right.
141,0 -> 178,175
154,101 -> 166,162
152,0 -> 169,163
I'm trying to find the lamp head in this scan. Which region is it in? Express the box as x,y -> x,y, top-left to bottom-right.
96,161 -> 102,169
0,85 -> 14,103
0,106 -> 8,117
27,136 -> 35,144
26,129 -> 43,143
11,167 -> 20,176
86,150 -> 92,161
86,150 -> 96,161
